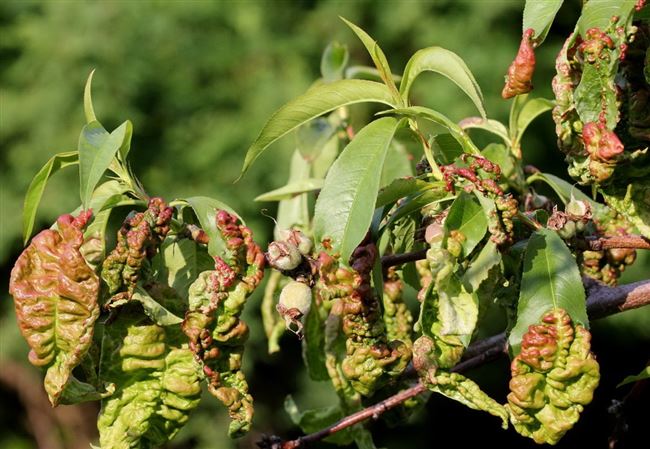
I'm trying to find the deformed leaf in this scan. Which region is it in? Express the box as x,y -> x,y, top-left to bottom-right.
400,46 -> 486,118
577,0 -> 637,35
98,310 -> 202,449
601,180 -> 650,238
23,151 -> 78,244
240,79 -> 395,176
509,229 -> 588,356
9,211 -> 100,405
314,117 -> 401,263
507,309 -> 600,445
462,241 -> 501,293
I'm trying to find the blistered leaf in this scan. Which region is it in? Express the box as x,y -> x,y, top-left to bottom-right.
98,310 -> 202,449
509,229 -> 588,355
314,117 -> 401,263
507,309 -> 600,445
78,120 -> 133,209
577,0 -> 637,35
522,0 -> 564,44
23,151 -> 78,244
240,79 -> 395,176
400,46 -> 486,118
444,191 -> 488,259
9,211 -> 99,405
601,179 -> 650,238
502,29 -> 536,99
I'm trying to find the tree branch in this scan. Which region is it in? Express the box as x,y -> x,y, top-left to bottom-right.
265,278 -> 650,449
381,248 -> 428,268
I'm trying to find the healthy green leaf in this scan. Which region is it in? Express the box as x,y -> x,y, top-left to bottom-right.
509,228 -> 588,355
153,239 -> 213,301
22,151 -> 78,244
400,46 -> 486,118
431,133 -> 464,164
255,178 -> 324,202
438,277 -> 479,344
380,140 -> 414,188
131,286 -> 183,326
312,134 -> 340,180
275,149 -> 312,239
459,117 -> 511,146
182,196 -> 240,258
345,65 -> 402,83
385,106 -> 480,154
577,0 -> 637,35
314,117 -> 401,263
482,143 -> 515,180
78,120 -> 132,209
284,396 -> 355,445
512,97 -> 554,146
321,41 -> 349,82
617,365 -> 650,387
302,305 -> 329,381
382,188 -> 452,231
376,178 -> 442,209
296,117 -> 336,162
444,191 -> 488,259
340,17 -> 401,102
522,0 -> 564,43
526,172 -> 602,210
83,69 -> 98,124
463,241 -> 501,293
240,79 -> 395,176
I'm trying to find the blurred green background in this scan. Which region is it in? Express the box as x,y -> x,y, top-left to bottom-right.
1,1 -> 648,448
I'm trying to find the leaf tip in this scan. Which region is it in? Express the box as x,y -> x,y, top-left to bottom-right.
84,69 -> 98,124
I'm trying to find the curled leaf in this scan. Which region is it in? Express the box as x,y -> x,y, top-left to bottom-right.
507,308 -> 600,445
182,210 -> 265,437
98,309 -> 202,449
9,210 -> 99,405
502,28 -> 536,99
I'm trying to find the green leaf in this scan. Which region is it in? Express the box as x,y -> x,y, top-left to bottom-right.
302,305 -> 329,381
255,178 -> 324,202
444,191 -> 488,259
84,69 -> 98,124
78,120 -> 133,209
382,188 -> 452,231
463,241 -> 501,293
431,133 -> 464,165
284,396 -> 354,445
182,196 -> 240,258
312,134 -> 340,180
578,0 -> 637,35
321,41 -> 349,82
482,143 -> 515,180
345,65 -> 402,83
522,0 -> 564,43
459,117 -> 511,146
574,56 -> 619,126
617,365 -> 650,387
438,277 -> 479,345
154,239 -> 213,301
376,178 -> 442,209
386,106 -> 480,155
400,46 -> 486,118
22,151 -> 78,244
512,97 -> 554,146
509,228 -> 588,355
98,312 -> 202,448
526,172 -> 602,210
380,140 -> 414,187
340,17 -> 401,103
314,117 -> 401,263
296,117 -> 336,162
262,271 -> 285,354
240,79 -> 395,176
275,149 -> 312,239
131,286 -> 183,326
59,377 -> 115,405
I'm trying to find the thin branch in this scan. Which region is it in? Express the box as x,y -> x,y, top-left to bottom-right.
381,248 -> 428,268
267,278 -> 650,449
585,235 -> 650,251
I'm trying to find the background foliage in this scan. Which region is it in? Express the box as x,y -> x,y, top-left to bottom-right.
0,1 -> 648,448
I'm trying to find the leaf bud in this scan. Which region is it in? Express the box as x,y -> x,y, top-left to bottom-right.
267,241 -> 302,271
